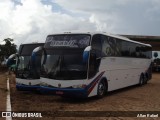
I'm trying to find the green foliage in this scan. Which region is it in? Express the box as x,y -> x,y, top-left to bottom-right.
0,38 -> 17,64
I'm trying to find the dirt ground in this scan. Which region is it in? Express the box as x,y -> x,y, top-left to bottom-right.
0,72 -> 7,120
1,73 -> 160,120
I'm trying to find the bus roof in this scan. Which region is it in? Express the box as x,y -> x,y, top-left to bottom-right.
103,33 -> 152,47
19,43 -> 44,46
19,43 -> 44,55
47,32 -> 152,47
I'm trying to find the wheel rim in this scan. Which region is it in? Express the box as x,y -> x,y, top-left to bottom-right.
98,82 -> 105,96
140,76 -> 144,85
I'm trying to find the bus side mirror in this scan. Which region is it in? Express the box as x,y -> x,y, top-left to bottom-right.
83,46 -> 91,63
31,46 -> 46,79
31,46 -> 47,65
7,53 -> 18,67
31,46 -> 42,61
31,46 -> 42,62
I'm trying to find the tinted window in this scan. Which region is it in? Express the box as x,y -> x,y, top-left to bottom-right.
101,35 -> 152,59
146,46 -> 152,59
101,36 -> 121,57
91,34 -> 102,57
41,49 -> 87,80
89,34 -> 102,78
101,35 -> 112,56
19,44 -> 44,56
121,41 -> 130,57
130,43 -> 137,57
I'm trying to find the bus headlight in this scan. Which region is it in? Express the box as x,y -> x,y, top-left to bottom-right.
72,84 -> 87,88
40,82 -> 49,87
16,82 -> 22,85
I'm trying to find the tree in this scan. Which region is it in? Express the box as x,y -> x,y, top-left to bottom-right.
0,38 -> 17,65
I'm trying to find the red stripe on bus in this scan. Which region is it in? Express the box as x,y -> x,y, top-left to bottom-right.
87,71 -> 105,95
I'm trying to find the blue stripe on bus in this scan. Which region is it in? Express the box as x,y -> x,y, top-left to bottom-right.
40,86 -> 87,98
39,71 -> 105,97
16,84 -> 39,91
85,71 -> 105,95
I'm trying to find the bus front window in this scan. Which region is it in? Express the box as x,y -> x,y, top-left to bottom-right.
16,56 -> 31,78
17,56 -> 30,70
41,34 -> 91,80
41,49 -> 88,80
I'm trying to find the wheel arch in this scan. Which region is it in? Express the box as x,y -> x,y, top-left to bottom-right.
145,72 -> 149,79
100,77 -> 108,92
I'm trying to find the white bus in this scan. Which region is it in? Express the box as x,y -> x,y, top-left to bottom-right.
32,32 -> 152,98
7,43 -> 44,91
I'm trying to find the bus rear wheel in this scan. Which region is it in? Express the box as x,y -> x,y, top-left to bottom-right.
97,80 -> 106,98
139,74 -> 144,86
144,74 -> 149,84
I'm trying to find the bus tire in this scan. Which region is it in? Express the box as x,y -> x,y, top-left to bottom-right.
97,80 -> 106,98
16,87 -> 21,91
144,73 -> 149,84
139,74 -> 144,86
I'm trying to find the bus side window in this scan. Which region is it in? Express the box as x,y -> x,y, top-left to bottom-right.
130,43 -> 136,57
121,41 -> 130,57
91,34 -> 102,58
146,46 -> 152,59
101,36 -> 121,57
101,35 -> 112,57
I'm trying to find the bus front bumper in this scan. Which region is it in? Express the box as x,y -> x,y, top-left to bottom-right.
40,86 -> 88,98
16,84 -> 40,91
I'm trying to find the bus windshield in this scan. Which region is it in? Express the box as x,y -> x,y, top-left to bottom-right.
17,56 -> 30,70
41,34 -> 91,80
16,43 -> 44,79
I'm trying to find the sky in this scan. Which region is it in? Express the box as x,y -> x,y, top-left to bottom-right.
0,0 -> 160,46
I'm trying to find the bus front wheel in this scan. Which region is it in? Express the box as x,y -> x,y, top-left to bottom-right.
97,80 -> 106,98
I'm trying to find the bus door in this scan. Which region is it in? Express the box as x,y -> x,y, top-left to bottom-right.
88,34 -> 102,79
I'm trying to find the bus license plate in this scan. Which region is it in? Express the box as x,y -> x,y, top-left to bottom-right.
56,91 -> 63,95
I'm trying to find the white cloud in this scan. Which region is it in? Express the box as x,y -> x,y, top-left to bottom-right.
0,0 -> 96,45
55,0 -> 160,35
1,0 -> 160,46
